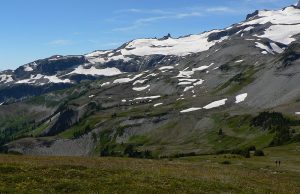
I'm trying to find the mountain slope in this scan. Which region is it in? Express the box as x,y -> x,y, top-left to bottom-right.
1,4 -> 300,156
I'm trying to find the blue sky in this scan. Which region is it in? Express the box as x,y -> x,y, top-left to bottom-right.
0,0 -> 297,70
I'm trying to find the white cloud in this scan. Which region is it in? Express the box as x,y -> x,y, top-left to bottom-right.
113,11 -> 204,32
48,39 -> 73,46
113,5 -> 242,32
206,7 -> 236,13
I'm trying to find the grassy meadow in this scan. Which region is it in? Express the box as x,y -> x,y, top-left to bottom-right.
0,143 -> 299,194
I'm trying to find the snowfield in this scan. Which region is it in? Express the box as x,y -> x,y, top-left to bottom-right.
243,6 -> 300,26
120,31 -> 228,57
69,65 -> 123,76
85,50 -> 132,64
241,6 -> 300,45
16,74 -> 70,84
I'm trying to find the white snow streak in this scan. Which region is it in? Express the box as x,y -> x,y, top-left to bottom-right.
235,93 -> 248,104
203,99 -> 228,109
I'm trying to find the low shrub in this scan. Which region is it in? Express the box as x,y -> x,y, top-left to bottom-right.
254,150 -> 265,156
220,160 -> 231,165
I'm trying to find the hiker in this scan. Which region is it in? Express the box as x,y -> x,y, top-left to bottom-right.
275,160 -> 278,167
279,160 -> 281,167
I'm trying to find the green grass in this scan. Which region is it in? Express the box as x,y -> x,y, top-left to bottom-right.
128,135 -> 150,145
215,68 -> 258,95
0,143 -> 299,193
206,113 -> 274,152
30,122 -> 49,137
59,115 -> 107,139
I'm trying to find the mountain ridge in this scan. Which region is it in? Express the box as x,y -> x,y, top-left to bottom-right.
0,3 -> 300,156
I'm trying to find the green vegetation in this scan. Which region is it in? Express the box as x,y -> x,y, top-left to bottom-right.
59,115 -> 107,139
215,67 -> 257,94
128,135 -> 149,145
94,125 -> 153,159
0,142 -> 299,193
0,115 -> 36,146
254,149 -> 265,156
252,112 -> 300,146
30,122 -> 49,137
206,113 -> 274,154
26,95 -> 60,107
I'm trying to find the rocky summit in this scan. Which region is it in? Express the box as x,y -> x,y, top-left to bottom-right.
0,3 -> 300,157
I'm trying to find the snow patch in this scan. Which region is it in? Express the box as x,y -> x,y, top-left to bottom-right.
180,107 -> 202,113
134,96 -> 161,101
133,85 -> 150,91
235,93 -> 248,104
154,103 -> 163,107
203,99 -> 227,109
255,42 -> 274,54
179,79 -> 197,82
113,74 -> 144,84
23,65 -> 34,72
177,64 -> 214,78
235,60 -> 244,63
178,82 -> 193,85
0,74 -> 14,83
184,86 -> 194,92
159,66 -> 174,70
101,82 -> 110,87
144,73 -> 158,78
193,80 -> 204,86
85,50 -> 111,58
133,79 -> 147,85
44,75 -> 71,83
270,43 -> 284,54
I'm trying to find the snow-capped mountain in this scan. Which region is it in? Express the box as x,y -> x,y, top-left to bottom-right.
1,4 -> 300,103
1,3 -> 300,156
